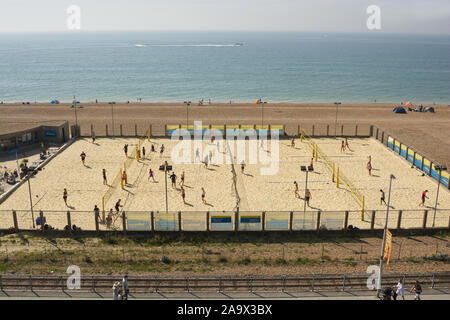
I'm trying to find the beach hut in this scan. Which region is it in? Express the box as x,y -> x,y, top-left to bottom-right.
393,106 -> 407,114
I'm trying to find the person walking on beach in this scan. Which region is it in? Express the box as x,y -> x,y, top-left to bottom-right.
151,144 -> 155,152
63,188 -> 68,206
180,186 -> 186,204
102,169 -> 107,185
294,181 -> 299,198
113,282 -> 120,300
170,172 -> 177,188
310,157 -> 314,170
410,280 -> 422,300
179,171 -> 185,187
122,170 -> 128,185
160,144 -> 165,157
106,209 -> 113,229
94,205 -> 100,222
345,138 -> 350,151
394,278 -> 405,300
195,148 -> 200,163
367,159 -> 372,176
305,189 -> 312,207
92,134 -> 96,144
124,144 -> 128,157
241,160 -> 245,174
201,187 -> 206,204
340,140 -> 345,153
203,154 -> 209,168
148,168 -> 156,182
142,146 -> 146,160
380,189 -> 387,205
80,151 -> 86,165
115,199 -> 123,214
291,137 -> 295,148
419,190 -> 429,206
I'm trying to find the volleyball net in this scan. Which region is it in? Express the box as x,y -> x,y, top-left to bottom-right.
300,129 -> 365,219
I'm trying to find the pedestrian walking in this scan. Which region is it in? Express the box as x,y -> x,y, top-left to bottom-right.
294,181 -> 299,198
80,151 -> 86,165
160,144 -> 165,157
142,146 -> 146,160
180,186 -> 186,204
394,278 -> 405,300
291,137 -> 295,148
63,188 -> 68,206
115,199 -> 123,214
419,190 -> 429,207
340,140 -> 345,153
170,172 -> 177,188
122,170 -> 128,185
305,188 -> 312,207
92,134 -> 96,144
122,275 -> 129,300
103,168 -> 107,185
241,160 -> 245,173
148,168 -> 156,182
113,282 -> 120,300
367,159 -> 372,176
410,280 -> 422,300
201,187 -> 206,204
106,209 -> 113,229
94,205 -> 100,222
124,144 -> 128,157
180,171 -> 185,187
380,189 -> 387,205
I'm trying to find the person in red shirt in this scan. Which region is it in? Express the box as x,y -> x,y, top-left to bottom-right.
419,190 -> 429,206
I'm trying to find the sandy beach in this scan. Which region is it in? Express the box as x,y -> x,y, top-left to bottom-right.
0,135 -> 448,231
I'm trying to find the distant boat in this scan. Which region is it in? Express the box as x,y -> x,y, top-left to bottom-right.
234,43 -> 244,46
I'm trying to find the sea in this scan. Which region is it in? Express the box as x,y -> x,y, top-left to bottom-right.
0,31 -> 449,104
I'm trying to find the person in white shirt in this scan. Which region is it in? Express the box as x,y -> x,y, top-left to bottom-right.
395,278 -> 405,300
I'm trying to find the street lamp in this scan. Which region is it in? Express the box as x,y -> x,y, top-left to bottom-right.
109,102 -> 116,137
26,172 -> 35,228
300,164 -> 314,229
73,96 -> 79,127
432,165 -> 447,227
377,173 -> 396,298
159,162 -> 172,213
334,102 -> 341,138
184,101 -> 191,127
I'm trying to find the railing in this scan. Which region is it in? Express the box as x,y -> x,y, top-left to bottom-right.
0,272 -> 448,293
0,209 -> 448,232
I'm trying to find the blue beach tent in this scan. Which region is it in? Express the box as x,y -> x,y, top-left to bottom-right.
393,106 -> 407,114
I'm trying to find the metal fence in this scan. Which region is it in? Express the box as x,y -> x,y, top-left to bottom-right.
0,272 -> 448,293
1,209 -> 448,232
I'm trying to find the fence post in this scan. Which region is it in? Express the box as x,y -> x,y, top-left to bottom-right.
341,124 -> 344,136
120,124 -> 123,136
344,211 -> 349,232
178,211 -> 182,232
369,125 -> 373,137
235,211 -> 239,232
39,210 -> 44,230
29,275 -> 33,291
370,211 -> 376,232
206,211 -> 210,232
431,274 -> 435,289
135,124 -> 138,137
151,211 -> 155,232
297,125 -> 300,136
316,211 -> 321,232
381,131 -> 384,144
261,211 -> 266,232
397,211 -> 402,230
95,211 -> 99,232
422,210 -> 428,229
289,211 -> 293,232
66,211 -> 71,228
122,211 -> 127,233
342,275 -> 346,291
355,125 -> 358,137
12,210 -> 18,231
311,275 -> 315,292
106,124 -> 109,137
312,125 -> 315,137
282,276 -> 286,292
376,127 -> 379,140
326,125 -> 329,136
90,124 -> 93,137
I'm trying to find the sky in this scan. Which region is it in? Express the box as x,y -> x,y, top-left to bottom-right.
0,0 -> 450,34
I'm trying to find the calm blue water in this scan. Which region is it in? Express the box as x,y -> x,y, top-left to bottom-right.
0,31 -> 449,104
